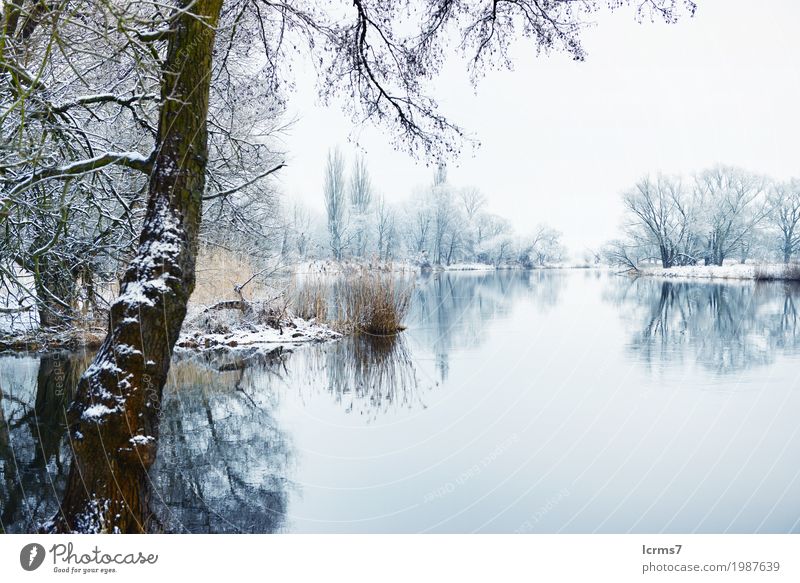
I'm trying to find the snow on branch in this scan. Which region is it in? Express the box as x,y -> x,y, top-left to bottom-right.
2,150 -> 155,204
49,93 -> 158,114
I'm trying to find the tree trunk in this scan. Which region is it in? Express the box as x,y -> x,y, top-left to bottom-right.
48,0 -> 223,533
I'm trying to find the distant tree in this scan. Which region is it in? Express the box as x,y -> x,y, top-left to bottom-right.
433,163 -> 448,187
459,187 -> 487,258
324,148 -> 348,260
695,166 -> 768,266
622,174 -> 697,268
766,180 -> 800,263
291,203 -> 313,259
517,225 -> 565,267
405,193 -> 433,256
349,156 -> 373,257
375,194 -> 397,261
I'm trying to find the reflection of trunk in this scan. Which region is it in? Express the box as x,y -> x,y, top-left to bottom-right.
49,0 -> 223,533
32,353 -> 75,465
0,382 -> 15,533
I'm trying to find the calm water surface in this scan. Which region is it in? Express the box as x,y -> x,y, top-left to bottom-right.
3,270 -> 800,533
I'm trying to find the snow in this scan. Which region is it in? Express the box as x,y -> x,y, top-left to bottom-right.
82,403 -> 119,421
641,264 -> 794,281
129,435 -> 155,445
114,274 -> 170,308
112,201 -> 183,311
84,359 -> 123,377
113,343 -> 142,356
177,316 -> 340,352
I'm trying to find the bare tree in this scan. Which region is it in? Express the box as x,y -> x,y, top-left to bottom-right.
767,179 -> 800,263
695,166 -> 768,266
349,155 -> 373,257
324,147 -> 348,260
622,174 -> 697,268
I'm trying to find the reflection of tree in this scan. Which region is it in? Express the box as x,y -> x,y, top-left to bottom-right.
151,356 -> 291,533
608,277 -> 800,373
1,350 -> 293,533
411,270 -> 563,381
0,352 -> 85,533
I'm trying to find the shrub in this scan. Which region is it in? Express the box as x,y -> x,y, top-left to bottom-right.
338,269 -> 412,335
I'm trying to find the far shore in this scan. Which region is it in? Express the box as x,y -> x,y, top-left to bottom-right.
634,263 -> 800,282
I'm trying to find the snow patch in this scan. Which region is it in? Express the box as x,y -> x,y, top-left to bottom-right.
82,403 -> 119,421
640,264 -> 793,281
177,314 -> 340,352
129,435 -> 155,445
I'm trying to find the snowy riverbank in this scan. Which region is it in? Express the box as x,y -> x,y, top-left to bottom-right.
176,314 -> 340,353
637,263 -> 800,281
0,304 -> 340,354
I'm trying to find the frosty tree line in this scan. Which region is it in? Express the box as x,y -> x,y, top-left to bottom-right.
311,148 -> 567,268
606,167 -> 800,270
0,0 -> 694,532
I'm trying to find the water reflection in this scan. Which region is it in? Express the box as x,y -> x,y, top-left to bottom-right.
0,333 -> 424,532
609,277 -> 800,373
0,352 -> 86,533
151,353 -> 291,533
411,270 -> 564,381
299,335 -> 422,417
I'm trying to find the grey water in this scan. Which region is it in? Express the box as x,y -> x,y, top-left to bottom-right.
2,270 -> 800,533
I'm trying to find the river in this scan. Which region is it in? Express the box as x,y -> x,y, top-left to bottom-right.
2,269 -> 800,533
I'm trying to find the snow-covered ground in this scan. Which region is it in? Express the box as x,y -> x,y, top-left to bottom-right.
176,309 -> 340,353
639,264 -> 796,281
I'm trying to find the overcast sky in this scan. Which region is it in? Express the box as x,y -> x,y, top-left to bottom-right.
274,0 -> 800,256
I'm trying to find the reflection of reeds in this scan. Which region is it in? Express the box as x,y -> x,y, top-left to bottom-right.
323,334 -> 421,414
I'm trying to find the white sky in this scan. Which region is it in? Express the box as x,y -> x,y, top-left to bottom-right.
274,0 -> 800,255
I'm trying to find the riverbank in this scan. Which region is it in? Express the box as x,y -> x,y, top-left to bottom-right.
0,260 -> 590,353
176,305 -> 340,353
636,263 -> 800,281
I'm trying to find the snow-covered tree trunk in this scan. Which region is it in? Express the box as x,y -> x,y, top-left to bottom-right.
47,0 -> 223,533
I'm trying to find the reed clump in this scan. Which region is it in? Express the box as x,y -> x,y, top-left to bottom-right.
293,278 -> 329,321
338,269 -> 411,336
291,267 -> 412,335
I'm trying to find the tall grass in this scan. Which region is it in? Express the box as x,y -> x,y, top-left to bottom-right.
754,263 -> 800,281
192,246 -> 271,305
292,269 -> 412,335
338,269 -> 411,335
293,278 -> 328,321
